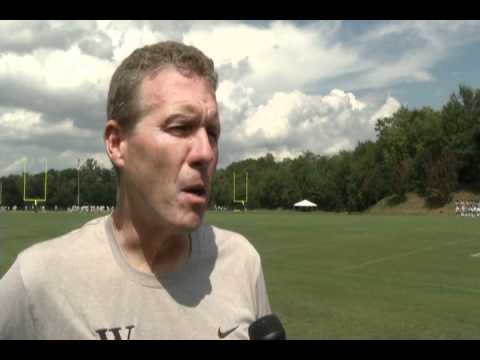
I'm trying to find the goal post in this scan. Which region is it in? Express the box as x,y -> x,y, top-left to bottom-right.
233,171 -> 248,208
23,159 -> 48,204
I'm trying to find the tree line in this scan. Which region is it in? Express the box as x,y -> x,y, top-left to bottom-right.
0,159 -> 116,209
1,85 -> 479,212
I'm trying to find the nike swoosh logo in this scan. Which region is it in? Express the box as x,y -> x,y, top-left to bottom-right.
217,326 -> 239,339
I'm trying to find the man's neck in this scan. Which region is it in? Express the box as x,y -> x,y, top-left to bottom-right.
111,208 -> 192,275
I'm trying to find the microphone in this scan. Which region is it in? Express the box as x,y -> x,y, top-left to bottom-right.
248,313 -> 287,340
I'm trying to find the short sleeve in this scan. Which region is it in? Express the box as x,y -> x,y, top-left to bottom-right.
0,259 -> 36,339
254,262 -> 272,318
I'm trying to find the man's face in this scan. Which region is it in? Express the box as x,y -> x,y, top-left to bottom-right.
120,67 -> 220,232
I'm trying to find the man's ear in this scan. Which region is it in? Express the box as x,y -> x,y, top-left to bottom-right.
104,120 -> 127,170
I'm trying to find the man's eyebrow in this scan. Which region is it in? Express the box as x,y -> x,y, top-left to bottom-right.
171,103 -> 199,114
140,101 -> 197,118
168,104 -> 219,121
177,104 -> 219,121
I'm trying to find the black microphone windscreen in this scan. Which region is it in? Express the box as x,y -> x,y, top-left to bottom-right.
248,313 -> 286,340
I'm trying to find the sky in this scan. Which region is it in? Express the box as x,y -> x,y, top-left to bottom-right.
2,20 -> 480,175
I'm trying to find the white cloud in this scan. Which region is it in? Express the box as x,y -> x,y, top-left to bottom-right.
1,20 -> 480,175
0,110 -> 95,139
242,91 -> 310,139
360,20 -> 480,48
239,88 -> 371,141
78,32 -> 113,59
0,157 -> 28,176
97,20 -> 167,63
0,20 -> 97,53
0,46 -> 113,92
413,71 -> 434,82
217,80 -> 255,114
184,21 -> 362,96
341,20 -> 480,91
217,87 -> 401,166
370,96 -> 402,126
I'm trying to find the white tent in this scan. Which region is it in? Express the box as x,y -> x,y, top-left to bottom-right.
293,199 -> 317,210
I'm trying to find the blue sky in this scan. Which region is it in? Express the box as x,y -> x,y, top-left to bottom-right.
344,20 -> 480,110
1,20 -> 480,175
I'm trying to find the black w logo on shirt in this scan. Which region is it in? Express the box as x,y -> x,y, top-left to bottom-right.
96,325 -> 135,340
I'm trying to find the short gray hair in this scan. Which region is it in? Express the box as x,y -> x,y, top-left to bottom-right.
107,41 -> 218,131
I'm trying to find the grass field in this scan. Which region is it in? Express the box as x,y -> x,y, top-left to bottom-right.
2,210 -> 480,339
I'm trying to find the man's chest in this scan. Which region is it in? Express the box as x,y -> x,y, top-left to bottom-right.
34,285 -> 254,339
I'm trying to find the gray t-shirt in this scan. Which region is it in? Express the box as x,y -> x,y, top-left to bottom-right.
0,215 -> 271,339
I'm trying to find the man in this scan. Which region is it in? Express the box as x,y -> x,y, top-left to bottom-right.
0,41 -> 271,339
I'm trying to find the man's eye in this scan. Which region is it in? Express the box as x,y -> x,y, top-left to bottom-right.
168,125 -> 191,136
208,129 -> 220,143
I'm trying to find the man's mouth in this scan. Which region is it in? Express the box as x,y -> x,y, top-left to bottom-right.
182,184 -> 207,198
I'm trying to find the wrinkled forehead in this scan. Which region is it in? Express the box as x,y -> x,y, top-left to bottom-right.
139,67 -> 218,118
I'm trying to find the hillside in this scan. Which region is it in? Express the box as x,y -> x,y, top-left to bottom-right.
368,188 -> 480,215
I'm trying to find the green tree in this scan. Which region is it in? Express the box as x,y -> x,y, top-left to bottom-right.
424,149 -> 460,205
441,85 -> 480,184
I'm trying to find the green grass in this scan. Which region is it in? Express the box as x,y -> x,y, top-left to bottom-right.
205,210 -> 480,339
3,210 -> 480,339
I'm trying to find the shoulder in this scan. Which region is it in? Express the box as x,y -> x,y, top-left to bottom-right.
18,215 -> 108,262
198,223 -> 262,265
16,215 -> 110,288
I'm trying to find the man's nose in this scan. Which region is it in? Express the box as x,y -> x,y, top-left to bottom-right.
188,128 -> 216,167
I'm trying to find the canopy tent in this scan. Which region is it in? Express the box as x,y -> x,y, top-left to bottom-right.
293,199 -> 317,211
